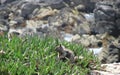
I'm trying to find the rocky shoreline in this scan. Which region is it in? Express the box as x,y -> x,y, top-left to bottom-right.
0,0 -> 120,74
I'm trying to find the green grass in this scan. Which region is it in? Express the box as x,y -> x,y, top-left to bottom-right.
0,35 -> 100,75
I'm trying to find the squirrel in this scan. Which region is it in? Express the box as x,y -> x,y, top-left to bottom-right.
55,44 -> 80,63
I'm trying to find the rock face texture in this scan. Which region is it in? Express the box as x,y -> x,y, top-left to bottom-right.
92,0 -> 120,64
93,0 -> 120,36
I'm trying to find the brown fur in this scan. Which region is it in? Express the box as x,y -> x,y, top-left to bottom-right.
55,44 -> 75,63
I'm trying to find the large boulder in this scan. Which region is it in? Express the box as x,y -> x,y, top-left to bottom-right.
20,3 -> 40,19
93,1 -> 120,36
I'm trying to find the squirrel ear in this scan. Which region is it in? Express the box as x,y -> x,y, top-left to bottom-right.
60,44 -> 62,47
59,44 -> 65,49
59,44 -> 62,47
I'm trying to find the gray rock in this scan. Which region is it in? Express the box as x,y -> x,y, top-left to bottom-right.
98,39 -> 120,64
0,7 -> 10,19
91,63 -> 120,75
93,1 -> 120,36
31,7 -> 57,20
73,34 -> 102,47
0,19 -> 9,31
24,0 -> 65,9
0,0 -> 17,5
95,21 -> 115,34
94,1 -> 116,21
20,3 -> 40,19
116,19 -> 120,30
48,7 -> 90,34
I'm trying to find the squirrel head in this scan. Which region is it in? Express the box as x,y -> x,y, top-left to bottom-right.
55,44 -> 65,52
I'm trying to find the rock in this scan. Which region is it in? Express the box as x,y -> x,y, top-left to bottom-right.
0,0 -> 17,5
77,22 -> 91,34
18,2 -> 40,19
95,21 -> 115,34
0,6 -> 10,19
71,34 -> 80,41
9,20 -> 17,27
8,27 -> 41,39
83,13 -> 95,22
61,32 -> 80,42
72,34 -> 102,47
36,24 -> 50,33
48,7 -> 90,34
25,19 -> 59,37
20,28 -> 38,37
94,1 -> 116,21
25,0 -> 65,9
93,0 -> 120,36
90,63 -> 120,75
71,0 -> 95,12
75,4 -> 86,12
24,0 -> 40,3
45,0 -> 65,9
8,11 -> 25,28
98,37 -> 120,63
8,28 -> 22,40
31,7 -> 57,20
26,20 -> 45,28
0,19 -> 9,31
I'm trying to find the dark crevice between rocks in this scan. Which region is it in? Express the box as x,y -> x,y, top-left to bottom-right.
97,41 -> 103,47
